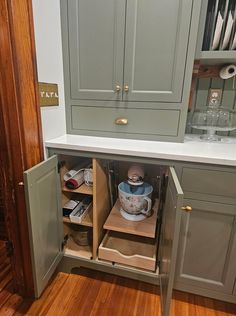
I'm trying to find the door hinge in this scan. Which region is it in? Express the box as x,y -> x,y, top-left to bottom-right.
5,240 -> 13,257
61,234 -> 68,251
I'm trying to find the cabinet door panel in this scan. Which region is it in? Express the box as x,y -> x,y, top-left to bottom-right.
24,156 -> 63,297
159,167 -> 183,316
68,0 -> 125,100
175,199 -> 236,294
124,0 -> 193,102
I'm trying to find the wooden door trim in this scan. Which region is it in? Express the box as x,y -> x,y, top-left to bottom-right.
0,0 -> 43,296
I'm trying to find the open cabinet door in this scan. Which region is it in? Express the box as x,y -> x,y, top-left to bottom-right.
24,155 -> 64,297
159,167 -> 183,316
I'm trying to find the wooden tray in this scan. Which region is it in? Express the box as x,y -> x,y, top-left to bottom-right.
63,203 -> 93,227
98,231 -> 157,271
104,199 -> 159,238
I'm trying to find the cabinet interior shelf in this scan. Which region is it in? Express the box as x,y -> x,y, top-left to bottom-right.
200,51 -> 236,64
63,204 -> 93,227
62,183 -> 93,195
104,199 -> 159,238
64,237 -> 92,260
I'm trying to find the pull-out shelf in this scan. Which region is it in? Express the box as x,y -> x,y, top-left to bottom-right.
98,231 -> 157,271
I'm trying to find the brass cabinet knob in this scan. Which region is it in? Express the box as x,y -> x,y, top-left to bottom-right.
124,85 -> 129,92
115,118 -> 128,125
181,206 -> 192,212
115,85 -> 121,93
18,182 -> 24,186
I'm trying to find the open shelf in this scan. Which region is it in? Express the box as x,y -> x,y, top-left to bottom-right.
64,237 -> 92,259
63,204 -> 93,227
62,183 -> 93,195
104,199 -> 159,238
200,51 -> 236,64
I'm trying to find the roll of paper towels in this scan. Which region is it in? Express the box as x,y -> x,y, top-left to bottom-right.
219,64 -> 236,79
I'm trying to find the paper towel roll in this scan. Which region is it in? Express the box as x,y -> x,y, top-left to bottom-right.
219,64 -> 236,79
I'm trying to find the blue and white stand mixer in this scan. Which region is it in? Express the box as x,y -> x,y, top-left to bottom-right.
118,165 -> 153,221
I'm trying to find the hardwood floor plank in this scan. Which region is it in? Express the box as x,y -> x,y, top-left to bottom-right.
41,270 -> 162,316
7,270 -> 236,316
26,272 -> 69,316
171,291 -> 190,316
0,258 -> 11,270
71,270 -> 116,316
0,264 -> 11,281
88,275 -> 118,316
92,276 -> 140,316
45,273 -> 92,315
131,281 -> 160,316
0,283 -> 14,309
0,293 -> 23,316
0,273 -> 13,292
12,299 -> 33,316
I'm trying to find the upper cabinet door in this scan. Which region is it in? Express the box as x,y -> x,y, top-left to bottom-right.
123,0 -> 193,103
24,156 -> 63,298
68,0 -> 126,101
159,167 -> 183,316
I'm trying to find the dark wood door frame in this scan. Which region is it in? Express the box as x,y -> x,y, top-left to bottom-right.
0,0 -> 43,297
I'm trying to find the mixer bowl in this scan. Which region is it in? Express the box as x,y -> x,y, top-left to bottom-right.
118,182 -> 153,216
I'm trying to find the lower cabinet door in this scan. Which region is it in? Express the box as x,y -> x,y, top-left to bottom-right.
24,155 -> 64,297
159,167 -> 183,316
175,199 -> 236,295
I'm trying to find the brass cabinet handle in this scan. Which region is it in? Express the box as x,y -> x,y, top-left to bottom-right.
181,206 -> 192,212
115,118 -> 128,125
124,85 -> 129,92
18,182 -> 24,186
115,84 -> 121,93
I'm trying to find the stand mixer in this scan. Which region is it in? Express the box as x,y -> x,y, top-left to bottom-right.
118,165 -> 153,221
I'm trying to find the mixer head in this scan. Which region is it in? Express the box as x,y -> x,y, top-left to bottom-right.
127,164 -> 144,186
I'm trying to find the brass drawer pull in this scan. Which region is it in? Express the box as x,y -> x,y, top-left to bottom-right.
124,85 -> 129,92
181,206 -> 192,212
115,85 -> 121,93
115,118 -> 128,125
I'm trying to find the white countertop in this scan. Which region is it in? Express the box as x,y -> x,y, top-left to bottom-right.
45,134 -> 236,167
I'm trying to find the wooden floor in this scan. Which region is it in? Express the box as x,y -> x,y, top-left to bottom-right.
0,241 -> 13,291
0,266 -> 235,316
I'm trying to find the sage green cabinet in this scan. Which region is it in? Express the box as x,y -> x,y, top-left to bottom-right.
159,167 -> 183,316
175,199 -> 236,294
61,0 -> 202,141
67,0 -> 126,101
174,164 -> 236,304
24,156 -> 63,298
65,0 -> 194,103
123,0 -> 193,103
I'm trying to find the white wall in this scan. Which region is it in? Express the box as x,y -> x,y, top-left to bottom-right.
32,0 -> 66,142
